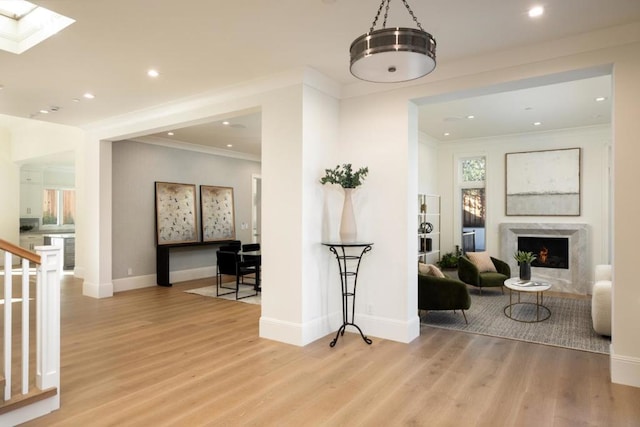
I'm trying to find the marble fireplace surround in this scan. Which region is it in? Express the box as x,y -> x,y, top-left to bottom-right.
500,223 -> 589,294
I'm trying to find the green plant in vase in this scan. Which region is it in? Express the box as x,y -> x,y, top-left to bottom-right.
320,164 -> 369,242
320,163 -> 369,188
514,250 -> 537,281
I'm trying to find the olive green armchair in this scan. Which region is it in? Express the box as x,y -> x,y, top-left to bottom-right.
418,272 -> 471,324
458,255 -> 510,294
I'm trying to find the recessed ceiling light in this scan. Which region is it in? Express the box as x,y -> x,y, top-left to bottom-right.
222,121 -> 230,125
533,121 -> 542,126
167,132 -> 174,136
226,144 -> 233,148
72,98 -> 80,102
466,115 -> 475,119
83,92 -> 95,99
39,109 -> 49,114
147,69 -> 159,78
595,97 -> 607,102
443,132 -> 450,136
528,6 -> 544,18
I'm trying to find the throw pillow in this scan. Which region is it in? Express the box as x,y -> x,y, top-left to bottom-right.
418,262 -> 430,275
418,263 -> 446,278
466,251 -> 497,273
428,264 -> 446,278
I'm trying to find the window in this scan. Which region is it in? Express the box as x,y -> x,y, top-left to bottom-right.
43,189 -> 75,226
459,157 -> 486,252
461,157 -> 485,183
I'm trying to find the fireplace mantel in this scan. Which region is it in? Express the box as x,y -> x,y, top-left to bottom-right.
500,223 -> 589,294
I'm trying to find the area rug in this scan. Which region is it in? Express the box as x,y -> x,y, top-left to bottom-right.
420,291 -> 611,354
185,285 -> 261,305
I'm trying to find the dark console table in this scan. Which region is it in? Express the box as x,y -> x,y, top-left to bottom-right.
322,242 -> 373,347
156,240 -> 237,286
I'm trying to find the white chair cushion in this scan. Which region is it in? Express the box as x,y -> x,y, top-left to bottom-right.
595,264 -> 612,282
592,279 -> 612,336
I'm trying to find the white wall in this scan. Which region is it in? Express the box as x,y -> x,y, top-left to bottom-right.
0,125 -> 19,245
418,132 -> 439,195
610,42 -> 640,387
110,140 -> 260,289
9,118 -> 82,163
338,93 -> 421,342
435,125 -> 611,279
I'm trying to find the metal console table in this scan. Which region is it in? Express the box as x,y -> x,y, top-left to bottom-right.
322,242 -> 373,347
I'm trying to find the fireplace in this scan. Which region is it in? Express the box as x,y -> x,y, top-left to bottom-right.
500,223 -> 589,294
517,236 -> 569,269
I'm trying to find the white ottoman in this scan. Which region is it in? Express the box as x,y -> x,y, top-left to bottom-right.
591,264 -> 611,336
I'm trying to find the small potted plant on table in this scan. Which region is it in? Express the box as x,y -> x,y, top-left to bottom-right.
514,250 -> 537,281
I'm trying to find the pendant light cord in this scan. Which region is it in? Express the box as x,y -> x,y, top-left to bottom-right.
369,0 -> 424,33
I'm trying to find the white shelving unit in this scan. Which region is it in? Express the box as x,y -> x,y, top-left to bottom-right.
418,194 -> 440,264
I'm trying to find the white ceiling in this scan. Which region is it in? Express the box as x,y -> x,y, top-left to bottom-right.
418,74 -> 612,142
1,0 -> 638,153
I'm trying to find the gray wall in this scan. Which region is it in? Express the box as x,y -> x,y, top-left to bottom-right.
112,140 -> 261,279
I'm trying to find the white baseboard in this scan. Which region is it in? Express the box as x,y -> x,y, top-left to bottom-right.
112,274 -> 156,292
82,280 -> 113,298
358,313 -> 421,344
259,317 -> 305,346
112,266 -> 217,293
73,265 -> 85,279
259,311 -> 421,346
611,345 -> 640,388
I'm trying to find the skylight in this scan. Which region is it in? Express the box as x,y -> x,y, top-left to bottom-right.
0,0 -> 75,54
0,0 -> 37,19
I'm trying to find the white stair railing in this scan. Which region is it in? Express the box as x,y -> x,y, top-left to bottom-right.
0,239 -> 61,424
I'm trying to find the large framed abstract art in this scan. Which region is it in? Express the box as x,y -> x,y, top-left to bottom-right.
200,185 -> 236,242
505,148 -> 581,216
155,182 -> 198,245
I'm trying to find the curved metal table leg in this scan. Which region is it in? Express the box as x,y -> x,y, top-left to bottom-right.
323,242 -> 373,347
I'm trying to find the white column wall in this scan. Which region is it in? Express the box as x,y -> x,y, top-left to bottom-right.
300,85 -> 340,341
258,86 -> 305,342
338,94 -> 420,342
610,43 -> 640,387
79,137 -> 113,298
258,82 -> 343,346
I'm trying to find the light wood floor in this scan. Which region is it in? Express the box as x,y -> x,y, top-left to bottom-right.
20,275 -> 640,427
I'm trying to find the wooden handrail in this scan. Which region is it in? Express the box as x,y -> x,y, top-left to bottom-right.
0,239 -> 41,264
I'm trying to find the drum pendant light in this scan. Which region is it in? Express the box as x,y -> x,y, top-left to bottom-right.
350,0 -> 436,83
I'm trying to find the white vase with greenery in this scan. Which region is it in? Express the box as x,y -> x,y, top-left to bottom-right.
320,164 -> 369,242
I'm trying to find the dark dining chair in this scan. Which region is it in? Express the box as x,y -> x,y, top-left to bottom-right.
216,250 -> 258,300
241,243 -> 260,252
219,240 -> 242,253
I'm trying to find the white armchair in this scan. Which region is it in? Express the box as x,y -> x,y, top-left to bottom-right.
591,264 -> 612,336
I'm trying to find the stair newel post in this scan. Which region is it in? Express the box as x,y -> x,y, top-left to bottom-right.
35,245 -> 61,405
